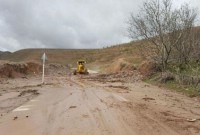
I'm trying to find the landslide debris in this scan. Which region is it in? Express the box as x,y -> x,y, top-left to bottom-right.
18,90 -> 39,97
106,58 -> 137,73
85,71 -> 142,83
46,63 -> 70,76
0,62 -> 70,79
0,61 -> 41,78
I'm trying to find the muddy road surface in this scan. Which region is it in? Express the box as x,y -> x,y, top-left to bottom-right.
0,73 -> 200,135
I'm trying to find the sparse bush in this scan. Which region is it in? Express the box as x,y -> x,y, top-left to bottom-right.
159,72 -> 175,83
138,61 -> 162,76
127,0 -> 198,71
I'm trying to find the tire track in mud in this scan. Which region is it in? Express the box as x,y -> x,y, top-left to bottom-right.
42,99 -> 66,135
102,98 -> 177,135
108,96 -> 200,135
40,77 -> 95,135
75,76 -> 200,135
72,76 -> 200,135
42,79 -> 78,135
66,77 -> 111,134
1,75 -> 198,135
81,89 -> 135,135
67,76 -> 138,135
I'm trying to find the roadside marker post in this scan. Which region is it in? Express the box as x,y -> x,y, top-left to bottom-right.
41,53 -> 48,84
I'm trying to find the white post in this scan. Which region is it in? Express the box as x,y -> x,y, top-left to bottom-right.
42,57 -> 45,84
41,53 -> 47,84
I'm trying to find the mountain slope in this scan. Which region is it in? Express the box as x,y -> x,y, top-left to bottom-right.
0,42 -> 143,69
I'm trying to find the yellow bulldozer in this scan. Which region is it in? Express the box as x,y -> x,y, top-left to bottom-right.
73,60 -> 89,75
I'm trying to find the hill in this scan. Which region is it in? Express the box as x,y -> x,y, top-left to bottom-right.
0,42 -> 143,72
0,51 -> 12,59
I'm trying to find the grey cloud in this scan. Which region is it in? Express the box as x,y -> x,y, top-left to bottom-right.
2,0 -> 196,52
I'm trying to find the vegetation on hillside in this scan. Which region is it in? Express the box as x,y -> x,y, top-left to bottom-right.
0,44 -> 141,70
128,0 -> 198,70
127,0 -> 200,96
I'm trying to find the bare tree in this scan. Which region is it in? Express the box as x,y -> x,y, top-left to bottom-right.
127,0 -> 197,70
173,4 -> 197,69
191,28 -> 200,62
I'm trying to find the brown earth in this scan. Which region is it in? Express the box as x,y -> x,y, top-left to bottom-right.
0,61 -> 41,78
0,66 -> 200,135
0,61 -> 71,79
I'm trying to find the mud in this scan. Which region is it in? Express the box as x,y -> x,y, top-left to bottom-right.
84,70 -> 142,83
18,90 -> 39,97
0,69 -> 200,135
0,78 -> 43,114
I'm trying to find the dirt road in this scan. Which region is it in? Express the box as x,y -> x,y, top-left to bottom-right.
0,73 -> 200,135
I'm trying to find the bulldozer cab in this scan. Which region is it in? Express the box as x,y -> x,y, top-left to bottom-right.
77,60 -> 86,65
73,60 -> 89,75
77,60 -> 85,72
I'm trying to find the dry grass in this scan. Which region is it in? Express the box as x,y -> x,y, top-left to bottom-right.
0,42 -> 144,71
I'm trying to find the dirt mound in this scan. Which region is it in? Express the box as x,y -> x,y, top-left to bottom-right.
106,58 -> 136,73
46,63 -> 70,76
86,70 -> 142,83
0,62 -> 41,78
26,62 -> 41,74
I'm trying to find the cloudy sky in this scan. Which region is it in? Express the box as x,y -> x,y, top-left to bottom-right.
0,0 -> 199,52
